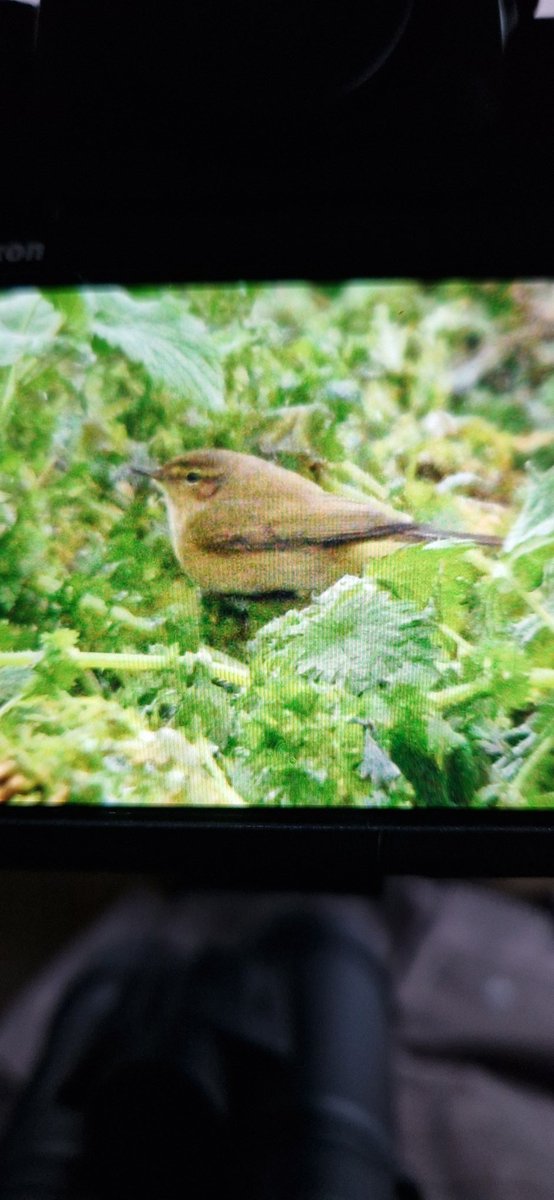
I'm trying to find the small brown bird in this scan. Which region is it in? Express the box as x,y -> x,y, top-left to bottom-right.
135,449 -> 501,595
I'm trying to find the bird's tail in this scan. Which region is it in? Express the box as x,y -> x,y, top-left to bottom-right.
396,522 -> 502,547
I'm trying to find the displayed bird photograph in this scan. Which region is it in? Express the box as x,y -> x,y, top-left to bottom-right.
1,281 -> 553,808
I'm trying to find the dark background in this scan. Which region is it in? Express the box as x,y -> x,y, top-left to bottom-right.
1,0 -> 554,285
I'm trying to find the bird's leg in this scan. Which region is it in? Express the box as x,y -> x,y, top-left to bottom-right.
200,591 -> 301,655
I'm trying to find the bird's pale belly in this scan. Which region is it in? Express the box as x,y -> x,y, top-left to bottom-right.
177,539 -> 401,594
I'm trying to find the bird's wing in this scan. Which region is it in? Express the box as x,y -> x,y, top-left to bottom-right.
189,498 -> 502,550
189,498 -> 420,551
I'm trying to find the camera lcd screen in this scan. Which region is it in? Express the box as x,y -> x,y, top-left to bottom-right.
1,281 -> 553,812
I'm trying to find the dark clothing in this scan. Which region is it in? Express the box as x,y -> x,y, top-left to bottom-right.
0,881 -> 553,1199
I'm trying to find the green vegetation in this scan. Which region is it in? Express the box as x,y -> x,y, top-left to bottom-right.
1,281 -> 554,807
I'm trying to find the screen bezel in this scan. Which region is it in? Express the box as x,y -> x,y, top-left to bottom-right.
1,807 -> 554,881
2,240 -> 554,879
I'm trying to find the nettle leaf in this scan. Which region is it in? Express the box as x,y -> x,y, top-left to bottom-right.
358,727 -> 401,786
504,466 -> 554,558
512,560 -> 554,661
47,290 -> 91,337
0,666 -> 33,707
388,701 -> 480,807
0,291 -> 62,367
252,576 -> 441,695
389,716 -> 451,806
31,629 -> 81,694
85,289 -> 224,409
370,540 -> 478,630
476,708 -> 554,807
469,640 -> 531,711
369,304 -> 409,372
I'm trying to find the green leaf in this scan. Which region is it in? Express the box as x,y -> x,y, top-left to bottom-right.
174,665 -> 235,749
444,736 -> 483,806
475,709 -> 554,807
0,692 -> 244,806
31,629 -> 81,694
47,290 -> 91,337
358,727 -> 401,786
470,640 -> 531,711
369,304 -> 409,372
0,666 -> 33,707
85,289 -> 224,409
232,673 -> 374,807
512,560 -> 554,664
504,467 -> 554,558
0,291 -> 61,368
370,540 -> 478,630
388,703 -> 478,806
251,576 -> 441,696
389,716 -> 451,806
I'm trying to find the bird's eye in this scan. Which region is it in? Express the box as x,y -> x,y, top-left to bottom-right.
185,471 -> 202,483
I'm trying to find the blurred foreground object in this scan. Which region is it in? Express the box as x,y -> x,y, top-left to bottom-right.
0,905 -> 396,1200
1,884 -> 553,1197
